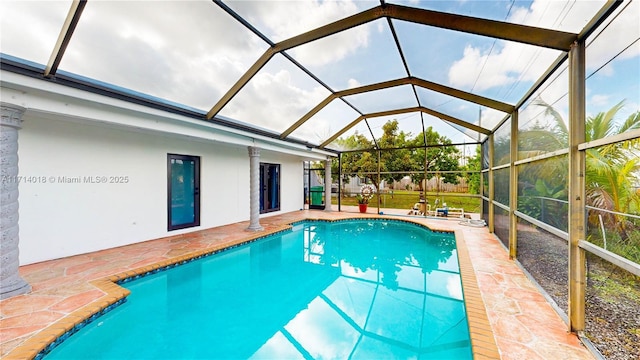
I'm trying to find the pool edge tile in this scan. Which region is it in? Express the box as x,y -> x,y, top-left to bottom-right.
455,229 -> 501,360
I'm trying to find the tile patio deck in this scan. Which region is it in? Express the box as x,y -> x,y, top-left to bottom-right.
0,209 -> 593,359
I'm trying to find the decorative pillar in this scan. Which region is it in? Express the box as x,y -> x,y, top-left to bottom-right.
247,146 -> 263,231
1,103 -> 31,299
324,159 -> 332,212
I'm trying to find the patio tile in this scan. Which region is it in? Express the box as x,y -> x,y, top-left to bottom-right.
0,311 -> 64,332
0,295 -> 61,318
49,290 -> 104,314
0,328 -> 43,345
0,336 -> 30,355
534,340 -> 591,359
492,317 -> 535,344
489,298 -> 521,316
496,337 -> 545,360
504,287 -> 547,302
20,267 -> 64,284
32,281 -> 96,298
28,274 -> 86,293
66,260 -> 110,276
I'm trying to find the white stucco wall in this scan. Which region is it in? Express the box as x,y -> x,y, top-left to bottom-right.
17,116 -> 303,264
3,70 -> 332,265
260,150 -> 305,216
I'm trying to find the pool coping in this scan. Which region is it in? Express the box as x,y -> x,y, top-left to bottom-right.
5,216 -> 499,359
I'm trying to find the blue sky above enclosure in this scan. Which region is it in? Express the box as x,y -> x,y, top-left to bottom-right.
1,0 -> 637,151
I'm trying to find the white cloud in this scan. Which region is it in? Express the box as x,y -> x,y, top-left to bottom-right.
0,1 -> 70,63
2,1 -> 270,111
586,0 -> 640,72
520,1 -> 640,128
283,297 -> 359,359
518,84 -> 569,132
220,69 -> 329,134
291,99 -> 362,144
250,331 -> 300,359
291,25 -> 370,67
594,63 -> 616,77
347,78 -> 361,89
479,108 -> 506,130
3,0 -> 634,141
590,94 -> 611,107
1,0 -> 369,131
448,41 -> 560,92
229,0 -> 371,67
447,0 -> 618,93
233,0 -> 361,42
446,276 -> 463,300
513,0 -> 607,33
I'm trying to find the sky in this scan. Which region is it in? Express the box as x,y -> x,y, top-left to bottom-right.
1,0 -> 638,149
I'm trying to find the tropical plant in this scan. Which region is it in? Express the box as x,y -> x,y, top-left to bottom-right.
518,178 -> 569,230
530,99 -> 640,233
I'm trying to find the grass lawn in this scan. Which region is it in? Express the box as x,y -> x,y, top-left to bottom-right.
332,190 -> 481,213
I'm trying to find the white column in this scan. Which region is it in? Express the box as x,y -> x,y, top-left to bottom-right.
1,103 -> 31,299
247,146 -> 263,231
324,159 -> 332,212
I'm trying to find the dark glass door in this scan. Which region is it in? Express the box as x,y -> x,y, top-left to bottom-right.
168,154 -> 200,230
260,163 -> 280,213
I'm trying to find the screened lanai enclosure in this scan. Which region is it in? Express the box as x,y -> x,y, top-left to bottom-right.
1,0 -> 639,358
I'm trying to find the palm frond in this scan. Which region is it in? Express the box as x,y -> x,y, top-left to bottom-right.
586,101 -> 624,141
618,110 -> 640,133
532,97 -> 568,136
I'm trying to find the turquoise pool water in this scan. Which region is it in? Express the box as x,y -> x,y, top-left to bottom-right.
45,219 -> 472,359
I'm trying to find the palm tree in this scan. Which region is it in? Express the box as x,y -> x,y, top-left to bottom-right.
583,106 -> 640,231
528,98 -> 640,232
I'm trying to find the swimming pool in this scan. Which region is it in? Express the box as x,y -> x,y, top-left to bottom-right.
44,219 -> 472,359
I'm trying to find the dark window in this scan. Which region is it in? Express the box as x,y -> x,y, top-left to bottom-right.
168,154 -> 200,231
260,163 -> 280,213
